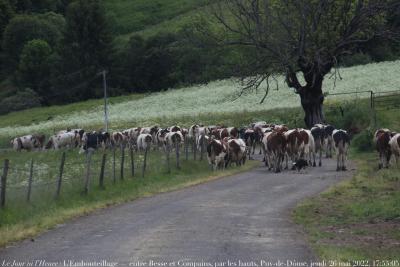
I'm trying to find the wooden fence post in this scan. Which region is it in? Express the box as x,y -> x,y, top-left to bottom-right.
112,147 -> 116,184
55,152 -> 66,199
120,145 -> 125,180
193,139 -> 197,160
184,137 -> 188,161
130,147 -> 135,177
200,136 -> 204,161
83,150 -> 93,194
176,141 -> 180,169
1,159 -> 9,208
166,145 -> 171,173
142,147 -> 148,178
99,153 -> 106,189
26,159 -> 34,202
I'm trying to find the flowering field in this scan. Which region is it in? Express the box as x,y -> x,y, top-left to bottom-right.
0,60 -> 399,138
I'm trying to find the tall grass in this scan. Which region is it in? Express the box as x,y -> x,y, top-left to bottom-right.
0,60 -> 399,140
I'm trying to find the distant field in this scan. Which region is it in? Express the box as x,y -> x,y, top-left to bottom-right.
0,60 -> 399,139
104,0 -> 207,36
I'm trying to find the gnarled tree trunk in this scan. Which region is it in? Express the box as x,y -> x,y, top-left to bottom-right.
299,81 -> 325,129
286,65 -> 328,129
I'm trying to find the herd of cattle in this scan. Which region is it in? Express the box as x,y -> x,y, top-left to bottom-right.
9,122 -> 354,172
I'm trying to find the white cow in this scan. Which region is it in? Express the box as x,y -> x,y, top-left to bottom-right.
137,133 -> 153,151
11,135 -> 40,151
389,133 -> 400,164
46,132 -> 77,150
299,129 -> 316,167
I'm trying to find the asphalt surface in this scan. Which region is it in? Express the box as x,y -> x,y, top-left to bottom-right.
0,158 -> 353,267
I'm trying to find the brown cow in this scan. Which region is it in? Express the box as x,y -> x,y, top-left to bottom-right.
226,138 -> 247,166
284,129 -> 302,169
32,134 -> 46,149
207,138 -> 227,170
265,131 -> 286,173
227,127 -> 239,138
274,124 -> 289,134
298,129 -> 316,167
375,129 -> 392,169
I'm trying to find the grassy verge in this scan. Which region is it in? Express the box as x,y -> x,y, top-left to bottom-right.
0,148 -> 259,247
294,151 -> 400,261
293,103 -> 400,261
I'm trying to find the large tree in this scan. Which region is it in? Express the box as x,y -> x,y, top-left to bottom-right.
18,39 -> 52,95
60,0 -> 112,100
203,0 -> 399,128
2,14 -> 62,71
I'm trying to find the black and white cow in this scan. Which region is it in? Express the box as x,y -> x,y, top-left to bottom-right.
11,135 -> 41,151
332,129 -> 350,171
165,131 -> 184,150
240,128 -> 257,159
155,128 -> 170,150
137,133 -> 153,151
79,131 -> 110,153
311,124 -> 325,167
324,124 -> 335,158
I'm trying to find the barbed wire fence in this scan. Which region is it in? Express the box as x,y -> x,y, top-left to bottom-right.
0,139 -> 207,210
324,89 -> 400,130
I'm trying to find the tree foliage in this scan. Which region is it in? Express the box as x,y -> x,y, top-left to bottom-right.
0,0 -> 399,115
2,14 -> 62,70
59,0 -> 112,100
200,0 -> 400,127
18,39 -> 52,94
0,0 -> 14,40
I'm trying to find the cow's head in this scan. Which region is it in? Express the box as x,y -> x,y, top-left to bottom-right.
78,130 -> 85,139
145,134 -> 153,144
160,128 -> 169,137
150,126 -> 159,135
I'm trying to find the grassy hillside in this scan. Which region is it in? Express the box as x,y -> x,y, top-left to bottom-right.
0,60 -> 399,141
105,0 -> 207,37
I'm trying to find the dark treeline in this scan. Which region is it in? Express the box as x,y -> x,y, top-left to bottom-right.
0,0 -> 399,115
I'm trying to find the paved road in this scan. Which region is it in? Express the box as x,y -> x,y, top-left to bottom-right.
0,159 -> 352,266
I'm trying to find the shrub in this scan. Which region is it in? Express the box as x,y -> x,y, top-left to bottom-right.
326,103 -> 371,133
2,14 -> 61,70
352,129 -> 374,152
340,53 -> 373,67
0,88 -> 41,115
18,39 -> 52,93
